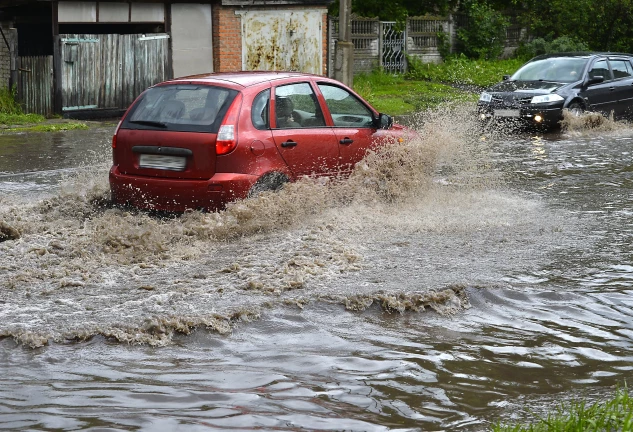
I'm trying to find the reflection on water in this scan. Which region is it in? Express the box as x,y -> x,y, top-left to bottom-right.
0,127 -> 113,199
0,111 -> 632,430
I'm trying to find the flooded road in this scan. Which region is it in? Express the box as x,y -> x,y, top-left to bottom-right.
0,112 -> 632,430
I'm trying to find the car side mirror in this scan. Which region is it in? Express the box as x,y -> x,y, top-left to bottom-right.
586,75 -> 605,85
502,75 -> 511,81
375,113 -> 393,129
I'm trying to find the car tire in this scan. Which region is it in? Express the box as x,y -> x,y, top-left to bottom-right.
248,172 -> 289,198
567,101 -> 585,116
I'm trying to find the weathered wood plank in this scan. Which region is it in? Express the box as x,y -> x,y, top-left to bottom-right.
55,33 -> 169,112
17,55 -> 54,116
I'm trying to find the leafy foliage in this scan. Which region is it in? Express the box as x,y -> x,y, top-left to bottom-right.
0,86 -> 23,116
513,0 -> 633,53
456,1 -> 510,60
330,0 -> 633,56
514,36 -> 590,60
329,0 -> 459,21
0,113 -> 45,125
436,31 -> 452,60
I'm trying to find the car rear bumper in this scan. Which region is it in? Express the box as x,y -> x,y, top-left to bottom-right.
109,166 -> 258,212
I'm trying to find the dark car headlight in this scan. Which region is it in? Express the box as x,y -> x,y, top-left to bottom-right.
479,92 -> 492,103
530,94 -> 564,104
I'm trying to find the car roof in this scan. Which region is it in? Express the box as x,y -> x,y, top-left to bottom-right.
531,52 -> 633,61
163,71 -> 324,88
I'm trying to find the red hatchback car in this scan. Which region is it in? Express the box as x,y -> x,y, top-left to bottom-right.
109,71 -> 410,212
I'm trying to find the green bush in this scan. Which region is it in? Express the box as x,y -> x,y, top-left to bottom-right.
456,1 -> 509,60
0,86 -> 22,116
436,31 -> 452,60
0,85 -> 50,127
514,35 -> 590,60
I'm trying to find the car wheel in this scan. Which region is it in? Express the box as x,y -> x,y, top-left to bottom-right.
567,102 -> 584,116
248,172 -> 289,198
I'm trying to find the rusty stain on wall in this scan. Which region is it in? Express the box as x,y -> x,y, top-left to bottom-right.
239,10 -> 323,74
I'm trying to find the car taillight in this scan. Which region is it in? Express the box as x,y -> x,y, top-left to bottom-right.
216,93 -> 243,156
111,134 -> 117,148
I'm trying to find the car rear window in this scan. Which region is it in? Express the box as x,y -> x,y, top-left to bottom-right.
122,84 -> 239,133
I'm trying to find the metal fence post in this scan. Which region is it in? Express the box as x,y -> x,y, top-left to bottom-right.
378,21 -> 383,70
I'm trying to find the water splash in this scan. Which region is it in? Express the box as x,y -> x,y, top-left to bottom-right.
0,105 -> 582,347
559,109 -> 630,134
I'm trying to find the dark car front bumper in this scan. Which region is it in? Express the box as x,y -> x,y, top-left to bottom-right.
477,103 -> 565,127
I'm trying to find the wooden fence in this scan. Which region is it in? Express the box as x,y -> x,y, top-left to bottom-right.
17,56 -> 54,116
15,33 -> 169,116
59,33 -> 169,113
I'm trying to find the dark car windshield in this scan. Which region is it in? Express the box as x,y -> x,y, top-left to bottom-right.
122,84 -> 238,133
511,57 -> 589,83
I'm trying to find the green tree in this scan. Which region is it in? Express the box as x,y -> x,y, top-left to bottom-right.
328,0 -> 460,21
513,0 -> 633,52
456,1 -> 509,59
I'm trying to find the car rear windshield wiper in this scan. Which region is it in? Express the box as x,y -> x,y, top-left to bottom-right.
128,120 -> 168,128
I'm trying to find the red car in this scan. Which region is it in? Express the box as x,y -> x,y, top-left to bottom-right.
109,71 -> 411,212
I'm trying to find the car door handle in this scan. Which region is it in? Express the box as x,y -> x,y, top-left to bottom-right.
609,87 -> 615,91
281,140 -> 297,148
339,138 -> 354,145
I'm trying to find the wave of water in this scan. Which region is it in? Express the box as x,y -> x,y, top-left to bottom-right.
0,106 -> 579,347
1,106 -> 633,430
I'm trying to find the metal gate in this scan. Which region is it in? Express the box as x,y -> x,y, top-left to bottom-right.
381,22 -> 406,73
59,33 -> 169,113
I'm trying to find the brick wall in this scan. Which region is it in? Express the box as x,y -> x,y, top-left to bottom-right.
212,5 -> 329,75
212,5 -> 242,72
0,22 -> 14,89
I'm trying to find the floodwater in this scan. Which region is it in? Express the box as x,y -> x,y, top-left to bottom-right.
0,109 -> 632,431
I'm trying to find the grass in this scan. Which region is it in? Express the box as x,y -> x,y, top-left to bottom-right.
3,122 -> 89,133
492,387 -> 633,432
0,87 -> 90,133
408,55 -> 526,88
354,70 -> 477,116
0,112 -> 46,125
353,56 -> 528,116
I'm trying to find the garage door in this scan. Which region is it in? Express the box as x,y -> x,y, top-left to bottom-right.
238,9 -> 323,75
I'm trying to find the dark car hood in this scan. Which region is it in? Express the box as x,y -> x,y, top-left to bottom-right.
489,80 -> 566,94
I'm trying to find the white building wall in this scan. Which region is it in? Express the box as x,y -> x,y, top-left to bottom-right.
171,4 -> 214,77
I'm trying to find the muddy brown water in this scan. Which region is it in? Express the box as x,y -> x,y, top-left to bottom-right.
0,109 -> 632,431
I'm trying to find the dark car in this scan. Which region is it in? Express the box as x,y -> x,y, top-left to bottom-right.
109,71 -> 412,213
477,52 -> 633,128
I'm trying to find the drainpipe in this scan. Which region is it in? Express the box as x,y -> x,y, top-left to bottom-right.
333,0 -> 353,86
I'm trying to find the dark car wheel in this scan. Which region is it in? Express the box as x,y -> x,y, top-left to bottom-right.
248,172 -> 289,198
567,101 -> 585,116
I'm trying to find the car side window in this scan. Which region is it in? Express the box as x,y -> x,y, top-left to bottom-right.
589,59 -> 613,81
317,84 -> 373,127
252,89 -> 270,130
274,83 -> 325,129
609,59 -> 633,79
